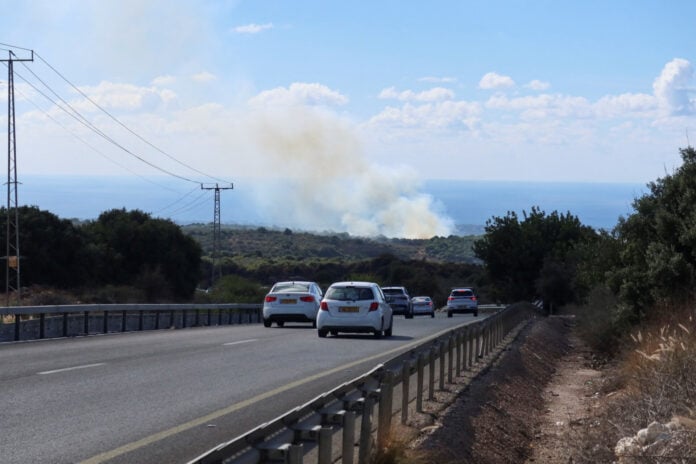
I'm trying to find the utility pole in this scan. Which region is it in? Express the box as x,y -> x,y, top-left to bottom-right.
2,49 -> 33,305
201,183 -> 233,288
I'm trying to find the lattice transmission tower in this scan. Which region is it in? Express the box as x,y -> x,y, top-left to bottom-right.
2,49 -> 33,304
201,183 -> 233,287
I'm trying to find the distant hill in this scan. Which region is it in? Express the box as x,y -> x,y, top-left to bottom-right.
182,224 -> 482,266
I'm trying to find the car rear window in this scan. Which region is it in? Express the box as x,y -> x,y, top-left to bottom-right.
273,283 -> 310,292
452,290 -> 474,297
383,288 -> 404,295
326,286 -> 374,301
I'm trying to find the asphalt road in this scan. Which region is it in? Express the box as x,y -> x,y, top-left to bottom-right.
0,312 -> 484,464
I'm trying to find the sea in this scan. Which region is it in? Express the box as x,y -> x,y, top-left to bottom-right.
15,175 -> 648,235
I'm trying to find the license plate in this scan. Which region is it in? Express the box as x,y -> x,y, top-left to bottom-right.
339,306 -> 359,313
280,299 -> 297,304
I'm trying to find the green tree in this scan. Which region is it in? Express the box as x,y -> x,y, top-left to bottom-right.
0,206 -> 90,288
82,209 -> 202,300
473,207 -> 597,306
611,147 -> 696,317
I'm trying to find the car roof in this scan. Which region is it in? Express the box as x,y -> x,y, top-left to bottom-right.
329,281 -> 378,287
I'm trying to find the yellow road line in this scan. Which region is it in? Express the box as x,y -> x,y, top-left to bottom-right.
80,324 -> 464,463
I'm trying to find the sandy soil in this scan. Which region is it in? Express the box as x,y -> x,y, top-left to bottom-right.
401,315 -> 603,464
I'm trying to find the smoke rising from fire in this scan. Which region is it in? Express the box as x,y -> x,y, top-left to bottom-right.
245,106 -> 453,239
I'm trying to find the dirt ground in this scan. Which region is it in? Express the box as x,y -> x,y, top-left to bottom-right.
401,315 -> 603,464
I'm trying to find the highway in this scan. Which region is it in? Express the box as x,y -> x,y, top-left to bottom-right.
0,313 -> 483,464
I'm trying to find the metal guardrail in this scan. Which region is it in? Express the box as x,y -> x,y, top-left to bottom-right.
0,303 -> 262,342
188,302 -> 538,464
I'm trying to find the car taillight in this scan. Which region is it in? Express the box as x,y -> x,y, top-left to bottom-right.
265,296 -> 277,303
300,296 -> 315,303
447,296 -> 454,302
369,302 -> 379,311
320,301 -> 329,311
471,296 -> 477,301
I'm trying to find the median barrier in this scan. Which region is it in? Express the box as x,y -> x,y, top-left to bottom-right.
0,303 -> 262,342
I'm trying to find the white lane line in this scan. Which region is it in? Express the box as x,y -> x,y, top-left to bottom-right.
38,363 -> 106,375
223,339 -> 258,346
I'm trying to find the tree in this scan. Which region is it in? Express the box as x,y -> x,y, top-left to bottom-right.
82,209 -> 202,300
0,206 -> 89,288
611,146 -> 696,316
473,207 -> 597,306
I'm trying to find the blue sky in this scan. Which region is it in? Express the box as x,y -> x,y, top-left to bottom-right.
0,1 -> 695,236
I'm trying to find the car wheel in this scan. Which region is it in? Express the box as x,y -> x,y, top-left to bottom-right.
373,330 -> 383,339
406,312 -> 414,319
474,311 -> 479,317
330,330 -> 338,336
447,311 -> 453,318
430,312 -> 435,318
384,317 -> 393,337
318,329 -> 328,338
263,319 -> 272,328
276,321 -> 285,328
312,319 -> 317,328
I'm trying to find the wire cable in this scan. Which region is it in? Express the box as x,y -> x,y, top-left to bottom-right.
33,51 -> 233,184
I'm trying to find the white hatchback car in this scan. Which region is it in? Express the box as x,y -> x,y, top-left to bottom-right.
262,281 -> 323,328
317,281 -> 393,338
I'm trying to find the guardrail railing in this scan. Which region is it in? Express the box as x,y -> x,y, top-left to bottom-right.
0,303 -> 262,342
189,302 -> 539,464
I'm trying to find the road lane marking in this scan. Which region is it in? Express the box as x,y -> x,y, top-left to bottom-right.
223,339 -> 258,346
38,363 -> 106,375
79,323 -> 471,464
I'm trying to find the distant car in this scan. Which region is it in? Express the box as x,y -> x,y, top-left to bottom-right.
262,281 -> 323,328
447,288 -> 479,317
317,281 -> 393,338
381,286 -> 414,319
411,296 -> 435,318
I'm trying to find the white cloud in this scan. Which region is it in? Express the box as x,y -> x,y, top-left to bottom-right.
248,82 -> 349,107
479,72 -> 516,90
595,93 -> 657,118
525,79 -> 550,91
233,23 -> 274,34
192,71 -> 217,83
652,58 -> 694,116
369,100 -> 481,129
378,86 -> 455,102
76,81 -> 174,111
152,75 -> 176,86
418,76 -> 457,84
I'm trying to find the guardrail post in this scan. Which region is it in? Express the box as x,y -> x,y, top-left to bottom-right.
416,352 -> 425,412
378,370 -> 393,450
287,443 -> 303,464
14,314 -> 20,341
455,332 -> 462,376
447,335 -> 454,384
358,397 -> 374,464
318,426 -> 332,464
342,410 -> 355,464
39,313 -> 45,339
62,313 -> 68,337
139,311 -> 144,331
155,311 -> 160,330
439,342 -> 446,390
121,310 -> 127,332
428,346 -> 436,400
475,327 -> 481,361
103,310 -> 109,333
401,360 -> 410,424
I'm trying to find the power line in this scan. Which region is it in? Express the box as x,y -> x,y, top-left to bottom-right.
11,65 -> 201,184
32,51 -> 233,185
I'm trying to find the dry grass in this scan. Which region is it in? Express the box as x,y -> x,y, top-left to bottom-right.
568,302 -> 696,463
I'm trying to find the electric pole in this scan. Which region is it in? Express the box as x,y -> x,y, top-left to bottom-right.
2,49 -> 33,305
201,183 -> 233,287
